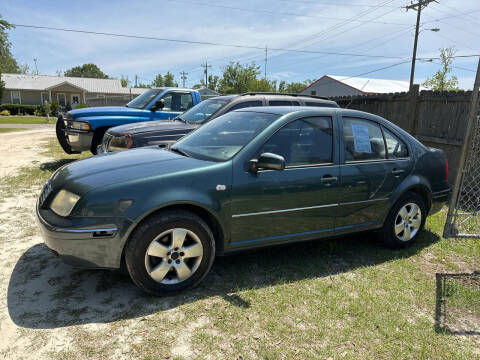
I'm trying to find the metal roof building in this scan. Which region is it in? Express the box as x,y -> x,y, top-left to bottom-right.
299,75 -> 422,97
1,74 -> 149,108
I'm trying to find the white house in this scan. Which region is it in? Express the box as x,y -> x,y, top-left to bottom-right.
1,74 -> 149,108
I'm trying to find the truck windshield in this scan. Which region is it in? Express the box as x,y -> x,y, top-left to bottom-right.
179,97 -> 232,124
126,88 -> 165,109
172,111 -> 280,162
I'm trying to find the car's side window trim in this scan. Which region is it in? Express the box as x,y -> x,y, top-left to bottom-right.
252,115 -> 336,171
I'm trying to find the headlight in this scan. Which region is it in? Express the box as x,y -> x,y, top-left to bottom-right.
108,134 -> 133,152
50,190 -> 81,217
70,121 -> 90,131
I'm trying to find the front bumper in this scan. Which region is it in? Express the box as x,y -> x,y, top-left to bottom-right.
65,128 -> 93,152
36,202 -> 133,269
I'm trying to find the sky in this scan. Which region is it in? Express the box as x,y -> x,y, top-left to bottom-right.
2,0 -> 479,90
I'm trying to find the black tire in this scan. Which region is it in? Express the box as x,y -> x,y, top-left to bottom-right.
125,210 -> 215,296
56,116 -> 80,154
380,192 -> 427,248
90,128 -> 106,155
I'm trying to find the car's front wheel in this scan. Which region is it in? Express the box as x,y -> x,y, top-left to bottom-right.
380,192 -> 426,248
125,210 -> 215,295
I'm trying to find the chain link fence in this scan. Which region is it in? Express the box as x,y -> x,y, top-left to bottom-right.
444,59 -> 480,238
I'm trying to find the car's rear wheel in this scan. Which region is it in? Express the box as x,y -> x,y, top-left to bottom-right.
125,210 -> 215,295
380,192 -> 426,248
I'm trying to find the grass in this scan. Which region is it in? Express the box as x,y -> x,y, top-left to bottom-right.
0,128 -> 28,133
0,116 -> 53,124
2,140 -> 480,359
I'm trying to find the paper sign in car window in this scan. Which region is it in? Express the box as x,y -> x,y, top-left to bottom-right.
351,123 -> 372,153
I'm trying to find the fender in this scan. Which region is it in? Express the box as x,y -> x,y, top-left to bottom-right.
74,115 -> 153,131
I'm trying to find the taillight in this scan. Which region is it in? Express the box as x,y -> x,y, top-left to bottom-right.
445,158 -> 449,181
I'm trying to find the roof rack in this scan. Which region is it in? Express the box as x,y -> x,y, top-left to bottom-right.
240,92 -> 330,100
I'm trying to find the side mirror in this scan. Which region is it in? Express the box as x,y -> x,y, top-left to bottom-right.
150,99 -> 165,112
250,153 -> 285,172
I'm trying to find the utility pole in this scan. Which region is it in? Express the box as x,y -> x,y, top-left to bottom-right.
264,45 -> 268,79
180,71 -> 188,88
135,75 -> 138,87
406,0 -> 437,92
33,58 -> 39,75
201,61 -> 212,88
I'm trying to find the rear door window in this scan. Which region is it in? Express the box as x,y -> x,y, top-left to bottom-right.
268,100 -> 293,106
228,100 -> 263,111
343,117 -> 386,162
382,127 -> 409,159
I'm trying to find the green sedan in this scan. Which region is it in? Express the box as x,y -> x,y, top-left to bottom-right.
36,107 -> 450,295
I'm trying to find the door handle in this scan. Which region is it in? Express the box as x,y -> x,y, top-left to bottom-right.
320,175 -> 338,183
392,169 -> 405,176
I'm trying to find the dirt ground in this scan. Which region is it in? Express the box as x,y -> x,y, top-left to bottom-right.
0,129 -> 196,359
0,127 -> 55,177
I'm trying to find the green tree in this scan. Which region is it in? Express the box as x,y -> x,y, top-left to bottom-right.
152,72 -> 179,87
218,62 -> 263,94
0,72 -> 4,100
120,75 -> 130,87
137,82 -> 151,88
0,16 -> 20,73
163,72 -> 178,87
195,75 -> 220,91
423,47 -> 460,91
152,74 -> 164,87
64,63 -> 109,78
278,79 -> 311,93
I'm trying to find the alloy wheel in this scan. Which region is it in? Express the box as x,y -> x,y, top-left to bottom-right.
144,228 -> 203,284
394,202 -> 422,241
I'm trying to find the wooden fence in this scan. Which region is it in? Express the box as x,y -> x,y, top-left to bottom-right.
333,85 -> 475,182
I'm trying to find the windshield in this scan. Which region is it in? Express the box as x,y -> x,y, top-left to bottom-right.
126,88 -> 165,109
172,111 -> 281,161
179,97 -> 232,124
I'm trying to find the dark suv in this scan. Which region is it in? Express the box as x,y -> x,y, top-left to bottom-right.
99,92 -> 339,153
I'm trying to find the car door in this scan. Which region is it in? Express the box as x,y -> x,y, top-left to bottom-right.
336,116 -> 395,234
380,125 -> 412,191
230,116 -> 340,248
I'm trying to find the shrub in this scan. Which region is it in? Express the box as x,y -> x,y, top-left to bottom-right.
75,104 -> 87,109
50,102 -> 60,116
0,103 -> 41,115
0,109 -> 10,116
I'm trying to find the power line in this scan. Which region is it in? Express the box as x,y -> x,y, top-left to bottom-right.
276,0 -> 401,8
248,0 -> 400,65
167,0 -> 409,25
10,23 -> 408,60
10,22 -> 479,64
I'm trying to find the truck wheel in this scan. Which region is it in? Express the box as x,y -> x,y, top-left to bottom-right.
56,116 -> 80,154
380,192 -> 426,248
90,128 -> 107,155
125,210 -> 215,296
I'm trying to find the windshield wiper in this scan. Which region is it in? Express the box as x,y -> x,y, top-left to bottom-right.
173,116 -> 186,123
170,147 -> 190,157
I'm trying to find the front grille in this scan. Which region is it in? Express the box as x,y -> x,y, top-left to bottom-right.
102,132 -> 114,152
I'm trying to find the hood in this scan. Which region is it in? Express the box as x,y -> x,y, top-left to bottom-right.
70,106 -> 148,119
50,147 -> 212,194
108,120 -> 198,135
